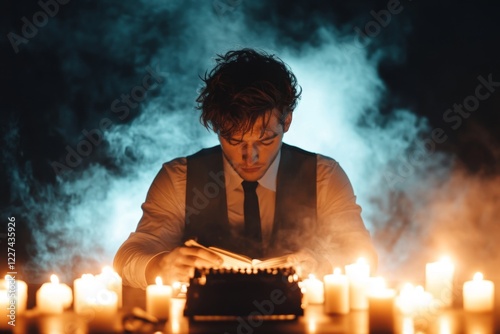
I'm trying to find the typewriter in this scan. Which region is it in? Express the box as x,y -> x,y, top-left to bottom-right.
184,267 -> 303,320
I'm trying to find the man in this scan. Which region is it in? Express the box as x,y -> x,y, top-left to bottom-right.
114,48 -> 377,289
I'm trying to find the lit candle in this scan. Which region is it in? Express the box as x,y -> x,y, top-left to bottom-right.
36,274 -> 73,314
425,256 -> 454,307
146,277 -> 172,320
170,297 -> 188,334
345,257 -> 370,310
0,288 -> 9,331
463,272 -> 494,313
367,277 -> 396,333
0,275 -> 28,317
74,274 -> 103,314
96,266 -> 122,308
396,283 -> 433,316
323,268 -> 349,314
302,274 -> 324,304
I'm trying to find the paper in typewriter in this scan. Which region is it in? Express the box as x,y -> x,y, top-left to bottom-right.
184,239 -> 290,269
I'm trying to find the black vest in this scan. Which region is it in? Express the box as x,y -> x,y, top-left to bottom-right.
184,143 -> 317,258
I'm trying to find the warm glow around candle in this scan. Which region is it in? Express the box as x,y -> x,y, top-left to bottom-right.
303,274 -> 324,304
102,266 -> 113,274
425,256 -> 455,307
463,271 -> 494,312
440,255 -> 451,262
369,276 -> 386,291
50,274 -> 59,284
345,257 -> 370,279
324,268 -> 349,314
36,274 -> 72,314
147,276 -> 172,320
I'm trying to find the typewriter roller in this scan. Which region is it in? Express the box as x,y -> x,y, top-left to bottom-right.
184,267 -> 303,319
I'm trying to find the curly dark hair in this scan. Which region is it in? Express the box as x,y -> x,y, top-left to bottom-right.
196,48 -> 301,138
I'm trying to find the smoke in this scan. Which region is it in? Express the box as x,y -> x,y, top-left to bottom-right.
2,0 -> 499,285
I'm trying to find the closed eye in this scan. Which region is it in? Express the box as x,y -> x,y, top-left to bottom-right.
227,139 -> 242,146
260,133 -> 278,145
260,139 -> 275,145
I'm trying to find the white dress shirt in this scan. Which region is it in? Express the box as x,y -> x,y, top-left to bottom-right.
114,146 -> 377,288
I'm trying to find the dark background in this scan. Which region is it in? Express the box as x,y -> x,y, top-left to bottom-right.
1,0 -> 500,283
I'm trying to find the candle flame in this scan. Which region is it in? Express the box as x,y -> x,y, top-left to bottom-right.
473,272 -> 483,281
439,255 -> 451,263
308,274 -> 316,280
50,274 -> 59,284
369,276 -> 386,290
172,281 -> 181,289
102,266 -> 113,274
401,282 -> 414,292
357,257 -> 366,264
333,267 -> 341,275
155,276 -> 163,286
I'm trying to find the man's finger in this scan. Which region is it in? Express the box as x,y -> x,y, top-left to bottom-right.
179,246 -> 223,265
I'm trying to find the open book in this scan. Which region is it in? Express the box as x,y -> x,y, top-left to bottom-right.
184,239 -> 291,269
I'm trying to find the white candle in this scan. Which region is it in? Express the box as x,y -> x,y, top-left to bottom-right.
425,256 -> 454,307
36,274 -> 72,314
345,257 -> 370,310
303,274 -> 324,304
323,267 -> 349,314
74,274 -> 104,314
0,288 -> 9,331
463,272 -> 494,313
367,277 -> 396,333
0,275 -> 28,317
146,277 -> 172,320
96,266 -> 122,308
396,283 -> 433,316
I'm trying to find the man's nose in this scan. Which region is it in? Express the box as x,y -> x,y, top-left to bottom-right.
242,144 -> 259,165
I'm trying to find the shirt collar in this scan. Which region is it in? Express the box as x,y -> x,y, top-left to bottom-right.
223,149 -> 281,192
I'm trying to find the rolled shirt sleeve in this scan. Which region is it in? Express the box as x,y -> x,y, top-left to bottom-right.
113,158 -> 187,289
314,155 -> 378,275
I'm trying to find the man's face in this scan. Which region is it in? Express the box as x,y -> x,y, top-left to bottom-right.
219,109 -> 292,181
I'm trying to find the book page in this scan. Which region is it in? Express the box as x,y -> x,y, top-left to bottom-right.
253,254 -> 290,268
184,239 -> 292,269
184,239 -> 253,268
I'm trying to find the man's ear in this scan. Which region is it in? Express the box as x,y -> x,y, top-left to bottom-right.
283,112 -> 293,133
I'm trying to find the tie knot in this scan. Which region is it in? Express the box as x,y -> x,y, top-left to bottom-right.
242,181 -> 259,193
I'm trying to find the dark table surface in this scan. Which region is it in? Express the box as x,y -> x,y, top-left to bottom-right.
4,284 -> 500,333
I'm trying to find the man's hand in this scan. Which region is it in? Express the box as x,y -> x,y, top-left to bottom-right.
286,249 -> 319,278
154,246 -> 223,285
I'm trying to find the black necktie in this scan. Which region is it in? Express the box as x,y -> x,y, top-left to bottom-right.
242,181 -> 262,258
